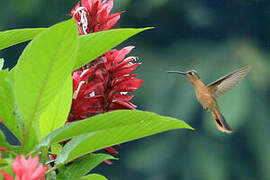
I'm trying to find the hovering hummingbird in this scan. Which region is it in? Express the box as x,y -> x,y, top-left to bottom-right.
168,66 -> 251,133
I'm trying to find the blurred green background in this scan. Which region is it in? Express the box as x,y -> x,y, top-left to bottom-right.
1,0 -> 270,180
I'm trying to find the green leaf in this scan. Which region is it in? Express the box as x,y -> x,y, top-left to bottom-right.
35,110 -> 192,165
0,58 -> 4,70
0,28 -> 46,50
0,70 -> 21,140
0,130 -> 10,149
79,174 -> 108,180
74,28 -> 152,70
39,75 -> 73,138
56,153 -> 116,180
14,18 -> 78,151
0,131 -> 22,154
50,143 -> 63,155
37,110 -> 192,151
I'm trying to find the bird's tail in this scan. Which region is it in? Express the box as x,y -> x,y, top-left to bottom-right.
211,108 -> 232,133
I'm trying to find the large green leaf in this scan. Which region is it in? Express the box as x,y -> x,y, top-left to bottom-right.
0,28 -> 46,50
74,28 -> 152,70
37,110 -> 192,151
79,174 -> 108,180
0,70 -> 21,140
35,110 -> 192,165
39,75 -> 73,139
56,153 -> 116,180
14,18 -> 78,151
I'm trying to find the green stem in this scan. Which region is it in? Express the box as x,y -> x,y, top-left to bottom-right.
46,173 -> 51,180
6,150 -> 18,156
46,165 -> 59,175
42,147 -> 49,165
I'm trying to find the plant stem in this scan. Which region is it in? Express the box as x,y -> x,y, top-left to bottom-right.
46,165 -> 58,175
47,174 -> 51,180
42,147 -> 49,165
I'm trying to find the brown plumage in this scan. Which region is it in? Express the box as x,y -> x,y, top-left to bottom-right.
168,66 -> 251,133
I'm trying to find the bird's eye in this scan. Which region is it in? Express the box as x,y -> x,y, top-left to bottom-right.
189,72 -> 193,75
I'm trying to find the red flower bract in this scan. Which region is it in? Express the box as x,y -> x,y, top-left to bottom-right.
1,155 -> 48,180
70,0 -> 143,157
71,0 -> 122,34
12,155 -> 48,180
1,170 -> 13,180
68,46 -> 143,122
0,147 -> 7,152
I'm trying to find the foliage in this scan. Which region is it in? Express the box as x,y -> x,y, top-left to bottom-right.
0,15 -> 192,180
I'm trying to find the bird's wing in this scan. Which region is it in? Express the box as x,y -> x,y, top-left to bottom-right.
207,66 -> 251,98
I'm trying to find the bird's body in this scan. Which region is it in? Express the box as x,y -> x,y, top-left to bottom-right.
168,66 -> 251,133
192,80 -> 214,110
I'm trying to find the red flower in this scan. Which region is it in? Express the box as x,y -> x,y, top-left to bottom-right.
69,1 -> 142,157
0,155 -> 48,180
1,170 -> 13,180
0,147 -> 7,152
105,146 -> 119,155
71,0 -> 122,35
68,46 -> 143,122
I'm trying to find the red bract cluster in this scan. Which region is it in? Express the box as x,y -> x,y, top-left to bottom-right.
70,0 -> 143,158
71,0 -> 121,35
68,46 -> 143,122
1,155 -> 48,180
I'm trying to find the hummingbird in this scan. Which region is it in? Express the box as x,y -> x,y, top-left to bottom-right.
168,66 -> 251,133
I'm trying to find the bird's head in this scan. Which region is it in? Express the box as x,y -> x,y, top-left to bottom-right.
168,69 -> 200,83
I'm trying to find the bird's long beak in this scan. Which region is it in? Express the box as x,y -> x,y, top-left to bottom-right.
167,71 -> 186,75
